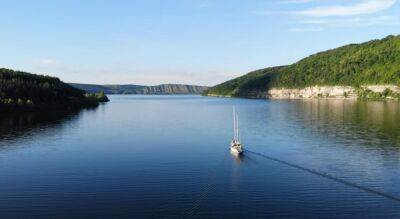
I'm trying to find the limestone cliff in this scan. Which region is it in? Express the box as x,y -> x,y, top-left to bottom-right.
266,85 -> 400,100
70,83 -> 209,95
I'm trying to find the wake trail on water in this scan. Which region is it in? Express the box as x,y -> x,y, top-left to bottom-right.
246,149 -> 400,203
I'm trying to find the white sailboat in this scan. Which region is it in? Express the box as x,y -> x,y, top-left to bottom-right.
231,107 -> 243,154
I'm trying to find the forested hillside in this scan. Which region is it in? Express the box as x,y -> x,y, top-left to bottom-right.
205,35 -> 400,97
0,68 -> 108,112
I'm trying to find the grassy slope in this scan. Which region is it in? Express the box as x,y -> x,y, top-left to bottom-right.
206,35 -> 400,97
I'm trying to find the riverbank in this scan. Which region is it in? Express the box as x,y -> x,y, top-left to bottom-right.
0,97 -> 108,113
206,85 -> 400,100
267,85 -> 400,100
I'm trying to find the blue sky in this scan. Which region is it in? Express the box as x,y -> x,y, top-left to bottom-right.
0,0 -> 399,86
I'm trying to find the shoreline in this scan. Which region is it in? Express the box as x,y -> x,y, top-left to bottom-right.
205,85 -> 400,101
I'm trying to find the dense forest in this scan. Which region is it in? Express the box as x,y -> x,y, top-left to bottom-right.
205,35 -> 400,97
0,68 -> 108,112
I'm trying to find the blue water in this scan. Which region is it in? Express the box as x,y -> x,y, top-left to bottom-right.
1,95 -> 400,218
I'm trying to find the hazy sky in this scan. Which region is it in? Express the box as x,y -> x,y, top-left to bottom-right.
1,0 -> 399,86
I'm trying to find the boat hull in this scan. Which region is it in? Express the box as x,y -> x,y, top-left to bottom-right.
230,147 -> 243,154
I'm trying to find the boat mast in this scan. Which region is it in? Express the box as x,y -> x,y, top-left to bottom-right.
233,106 -> 236,140
236,114 -> 240,142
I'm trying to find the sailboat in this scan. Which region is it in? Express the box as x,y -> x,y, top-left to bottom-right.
231,107 -> 243,154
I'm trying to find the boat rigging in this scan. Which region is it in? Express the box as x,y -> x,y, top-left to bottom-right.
231,107 -> 243,154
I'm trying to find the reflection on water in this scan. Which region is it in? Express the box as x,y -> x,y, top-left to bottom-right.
230,152 -> 256,166
1,96 -> 400,218
253,99 -> 400,207
0,112 -> 75,137
0,107 -> 100,149
296,100 -> 400,147
230,151 -> 244,165
282,100 -> 400,171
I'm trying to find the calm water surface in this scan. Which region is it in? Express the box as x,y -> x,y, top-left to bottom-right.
1,95 -> 400,218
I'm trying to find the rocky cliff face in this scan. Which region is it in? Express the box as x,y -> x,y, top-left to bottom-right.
207,85 -> 400,100
267,86 -> 357,99
267,85 -> 400,99
70,83 -> 209,95
139,84 -> 208,94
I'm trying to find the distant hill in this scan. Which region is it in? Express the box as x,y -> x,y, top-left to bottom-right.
205,35 -> 400,99
70,83 -> 209,95
0,68 -> 108,112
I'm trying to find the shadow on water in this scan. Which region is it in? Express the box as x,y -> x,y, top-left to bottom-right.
0,107 -> 99,148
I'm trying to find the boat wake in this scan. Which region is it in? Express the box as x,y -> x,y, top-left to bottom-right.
246,149 -> 400,203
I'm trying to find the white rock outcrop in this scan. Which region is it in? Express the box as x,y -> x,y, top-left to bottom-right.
267,85 -> 399,99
